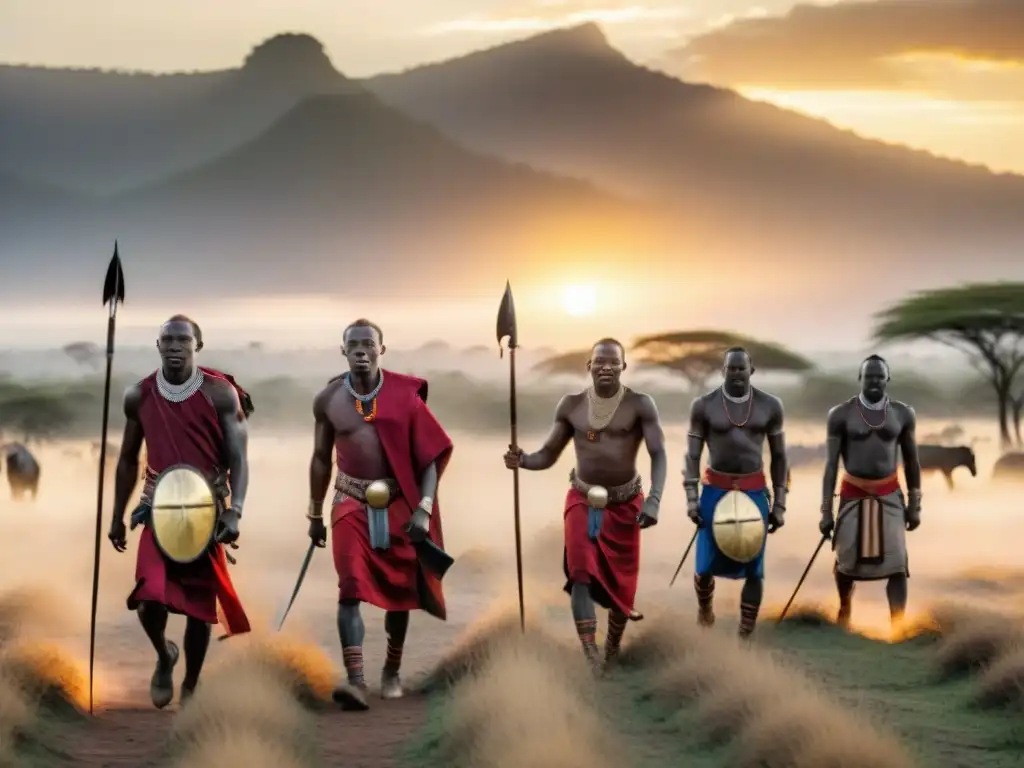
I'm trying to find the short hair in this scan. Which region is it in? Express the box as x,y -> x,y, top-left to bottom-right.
163,314 -> 202,347
344,318 -> 384,343
860,354 -> 890,376
591,337 -> 625,360
724,346 -> 750,363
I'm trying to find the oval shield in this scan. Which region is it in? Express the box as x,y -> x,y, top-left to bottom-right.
150,465 -> 218,564
711,490 -> 766,564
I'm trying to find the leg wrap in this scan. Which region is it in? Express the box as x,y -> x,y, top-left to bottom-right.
341,646 -> 365,687
738,601 -> 760,637
604,611 -> 628,663
575,618 -> 599,661
384,639 -> 403,675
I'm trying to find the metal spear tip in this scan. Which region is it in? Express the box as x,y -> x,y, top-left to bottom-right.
496,280 -> 518,348
103,241 -> 126,307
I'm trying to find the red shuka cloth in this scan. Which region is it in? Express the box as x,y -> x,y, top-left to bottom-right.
839,472 -> 901,500
703,467 -> 767,492
127,369 -> 251,636
562,486 -> 643,616
330,370 -> 453,620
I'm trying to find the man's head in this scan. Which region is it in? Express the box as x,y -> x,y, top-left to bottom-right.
157,314 -> 202,374
342,319 -> 385,375
858,354 -> 890,402
587,338 -> 626,390
722,347 -> 753,395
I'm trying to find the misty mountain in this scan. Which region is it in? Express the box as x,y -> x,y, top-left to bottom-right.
0,34 -> 356,193
18,91 -> 664,300
363,24 -> 1024,265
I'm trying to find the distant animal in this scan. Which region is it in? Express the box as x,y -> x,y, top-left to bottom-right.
992,452 -> 1024,481
914,444 -> 977,489
3,443 -> 40,500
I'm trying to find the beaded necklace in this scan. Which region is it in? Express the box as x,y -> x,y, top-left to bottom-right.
343,370 -> 384,423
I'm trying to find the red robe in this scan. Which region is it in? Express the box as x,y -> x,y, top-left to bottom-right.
563,486 -> 643,617
330,370 -> 453,619
126,368 -> 250,636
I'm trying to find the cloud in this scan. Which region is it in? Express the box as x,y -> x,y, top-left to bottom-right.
664,0 -> 1024,100
421,1 -> 690,36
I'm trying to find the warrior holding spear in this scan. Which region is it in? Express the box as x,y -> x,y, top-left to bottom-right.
107,314 -> 253,708
684,347 -> 787,638
306,319 -> 454,711
504,338 -> 666,670
819,355 -> 922,628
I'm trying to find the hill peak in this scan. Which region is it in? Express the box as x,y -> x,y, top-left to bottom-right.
241,33 -> 339,80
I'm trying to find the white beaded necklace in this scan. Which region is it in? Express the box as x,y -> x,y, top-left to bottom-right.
157,366 -> 204,403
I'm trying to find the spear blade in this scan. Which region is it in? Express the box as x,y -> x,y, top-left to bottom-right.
496,280 -> 518,350
102,241 -> 126,310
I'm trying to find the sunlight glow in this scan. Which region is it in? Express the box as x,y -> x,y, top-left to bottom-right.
560,284 -> 598,317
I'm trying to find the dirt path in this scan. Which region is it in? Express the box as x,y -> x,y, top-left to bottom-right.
53,696 -> 428,767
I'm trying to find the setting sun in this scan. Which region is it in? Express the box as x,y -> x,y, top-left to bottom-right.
561,284 -> 598,317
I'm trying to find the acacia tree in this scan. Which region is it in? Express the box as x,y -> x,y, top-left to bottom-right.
632,330 -> 813,390
533,330 -> 813,389
873,283 -> 1024,447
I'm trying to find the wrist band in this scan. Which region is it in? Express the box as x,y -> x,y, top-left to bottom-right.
307,499 -> 324,520
417,497 -> 433,515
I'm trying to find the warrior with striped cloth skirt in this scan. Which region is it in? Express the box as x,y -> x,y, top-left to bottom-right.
505,339 -> 667,671
683,348 -> 788,638
819,355 -> 922,629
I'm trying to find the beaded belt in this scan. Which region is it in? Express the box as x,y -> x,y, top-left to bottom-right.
334,472 -> 400,550
569,469 -> 642,504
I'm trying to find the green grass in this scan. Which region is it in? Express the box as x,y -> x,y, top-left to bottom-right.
404,618 -> 1024,768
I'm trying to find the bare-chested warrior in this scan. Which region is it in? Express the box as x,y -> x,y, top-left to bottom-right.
504,339 -> 666,670
820,354 -> 922,628
684,347 -> 787,637
307,319 -> 453,710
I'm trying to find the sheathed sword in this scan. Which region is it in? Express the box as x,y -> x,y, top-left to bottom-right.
277,540 -> 317,631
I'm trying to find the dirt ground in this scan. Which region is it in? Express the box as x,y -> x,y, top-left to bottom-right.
59,698 -> 427,767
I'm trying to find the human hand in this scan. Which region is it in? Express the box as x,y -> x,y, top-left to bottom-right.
404,507 -> 430,543
768,504 -> 785,533
819,514 -> 834,538
215,507 -> 240,545
905,493 -> 921,531
108,517 -> 127,553
637,497 -> 659,529
686,499 -> 702,527
503,447 -> 523,470
308,516 -> 327,548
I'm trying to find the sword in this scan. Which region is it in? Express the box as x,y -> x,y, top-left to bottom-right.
277,540 -> 317,631
776,533 -> 830,624
668,528 -> 699,587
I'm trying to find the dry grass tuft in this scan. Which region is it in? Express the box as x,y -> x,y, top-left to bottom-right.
171,727 -> 309,768
973,644 -> 1024,709
444,634 -> 623,768
0,674 -> 36,764
765,602 -> 836,627
418,604 -> 566,693
0,641 -> 87,715
735,700 -> 914,768
210,634 -> 337,707
617,609 -> 701,668
934,608 -> 1023,677
169,666 -> 314,760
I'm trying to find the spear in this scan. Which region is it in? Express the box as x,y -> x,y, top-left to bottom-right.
88,242 -> 125,715
777,533 -> 829,624
496,282 -> 525,632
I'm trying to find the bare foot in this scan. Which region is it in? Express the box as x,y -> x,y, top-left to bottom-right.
150,641 -> 179,710
381,672 -> 403,700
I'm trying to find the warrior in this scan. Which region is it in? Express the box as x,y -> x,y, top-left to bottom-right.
307,319 -> 453,711
819,354 -> 922,628
107,315 -> 252,708
504,339 -> 666,670
684,347 -> 787,637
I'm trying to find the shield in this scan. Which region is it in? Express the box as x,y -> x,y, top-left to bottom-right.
711,490 -> 766,564
150,464 -> 219,564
